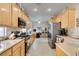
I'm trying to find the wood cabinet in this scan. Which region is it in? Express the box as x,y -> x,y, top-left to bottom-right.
61,9 -> 69,28
0,48 -> 12,56
61,7 -> 75,28
20,41 -> 25,56
53,7 -> 75,28
12,4 -> 19,27
0,3 -> 31,28
13,48 -> 21,56
12,42 -> 21,56
55,14 -> 62,22
49,16 -> 57,23
0,3 -> 12,26
27,21 -> 32,28
21,12 -> 30,27
28,33 -> 36,46
0,40 -> 25,56
18,8 -> 22,18
56,46 -> 67,56
12,40 -> 25,56
30,33 -> 36,45
68,8 -> 75,28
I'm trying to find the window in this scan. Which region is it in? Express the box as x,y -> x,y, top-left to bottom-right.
0,27 -> 6,37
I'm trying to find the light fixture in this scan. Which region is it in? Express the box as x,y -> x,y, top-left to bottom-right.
33,8 -> 38,12
38,21 -> 40,24
48,8 -> 52,12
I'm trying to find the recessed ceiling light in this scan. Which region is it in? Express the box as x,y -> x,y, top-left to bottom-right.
38,20 -> 40,24
48,8 -> 52,12
33,8 -> 38,12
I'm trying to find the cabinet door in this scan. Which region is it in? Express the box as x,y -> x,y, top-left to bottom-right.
0,3 -> 11,26
0,4 -> 2,25
13,48 -> 21,56
56,14 -> 61,22
61,9 -> 68,28
12,4 -> 19,27
20,40 -> 25,56
20,44 -> 25,56
68,8 -> 75,28
56,46 -> 67,56
0,48 -> 12,56
12,43 -> 21,56
12,40 -> 25,56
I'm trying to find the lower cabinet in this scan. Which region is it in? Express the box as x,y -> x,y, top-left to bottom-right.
0,40 -> 25,56
20,44 -> 25,56
12,40 -> 25,56
13,48 -> 21,56
56,46 -> 67,56
12,43 -> 21,56
29,33 -> 36,46
0,48 -> 12,56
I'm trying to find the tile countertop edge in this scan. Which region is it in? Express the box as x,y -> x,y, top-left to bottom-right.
0,39 -> 24,54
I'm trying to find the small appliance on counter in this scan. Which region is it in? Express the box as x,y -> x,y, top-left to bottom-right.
59,28 -> 68,36
56,36 -> 64,43
8,31 -> 30,54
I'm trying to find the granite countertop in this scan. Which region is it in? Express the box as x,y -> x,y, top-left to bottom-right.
0,38 -> 24,54
56,35 -> 79,56
55,43 -> 79,56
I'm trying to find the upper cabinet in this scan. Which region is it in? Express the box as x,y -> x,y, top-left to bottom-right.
12,4 -> 19,27
68,7 -> 75,28
61,9 -> 69,28
21,12 -> 32,28
51,7 -> 75,29
0,3 -> 12,26
55,14 -> 62,22
0,3 -> 32,28
49,16 -> 57,23
61,7 -> 75,28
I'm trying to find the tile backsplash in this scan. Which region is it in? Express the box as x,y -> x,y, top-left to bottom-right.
0,27 -> 20,37
5,27 -> 20,36
68,28 -> 79,37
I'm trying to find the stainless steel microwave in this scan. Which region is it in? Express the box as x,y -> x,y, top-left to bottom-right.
18,17 -> 26,28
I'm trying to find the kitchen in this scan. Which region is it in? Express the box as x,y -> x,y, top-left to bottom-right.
0,3 -> 79,56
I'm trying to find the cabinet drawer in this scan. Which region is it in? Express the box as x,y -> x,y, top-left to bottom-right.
0,48 -> 12,56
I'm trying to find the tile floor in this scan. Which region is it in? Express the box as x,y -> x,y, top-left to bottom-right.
27,38 -> 56,56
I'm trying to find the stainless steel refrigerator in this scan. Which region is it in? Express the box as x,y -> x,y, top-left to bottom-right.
48,22 -> 61,49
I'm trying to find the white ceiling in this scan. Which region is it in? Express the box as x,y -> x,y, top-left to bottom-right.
20,3 -> 76,28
